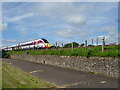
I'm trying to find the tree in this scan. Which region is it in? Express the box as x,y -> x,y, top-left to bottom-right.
1,50 -> 10,58
80,43 -> 85,47
88,44 -> 94,47
64,43 -> 71,48
108,42 -> 116,45
64,42 -> 79,48
73,42 -> 79,47
50,45 -> 56,48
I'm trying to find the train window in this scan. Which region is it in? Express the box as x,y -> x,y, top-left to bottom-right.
41,38 -> 49,43
36,40 -> 43,43
39,41 -> 43,43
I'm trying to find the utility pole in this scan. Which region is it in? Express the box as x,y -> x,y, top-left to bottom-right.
71,42 -> 74,52
102,37 -> 105,52
96,38 -> 98,46
29,45 -> 30,50
56,42 -> 58,49
19,43 -> 20,50
92,39 -> 93,46
85,40 -> 87,52
33,41 -> 35,50
19,43 -> 21,51
62,43 -> 64,48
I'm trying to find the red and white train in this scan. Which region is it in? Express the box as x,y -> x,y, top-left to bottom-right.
2,38 -> 50,51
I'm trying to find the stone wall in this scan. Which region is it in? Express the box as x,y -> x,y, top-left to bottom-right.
11,55 -> 119,79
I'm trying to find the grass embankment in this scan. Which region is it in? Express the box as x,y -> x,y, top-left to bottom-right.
0,61 -> 2,89
2,62 -> 56,88
7,46 -> 120,57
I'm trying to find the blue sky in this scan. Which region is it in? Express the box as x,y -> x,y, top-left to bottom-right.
1,2 -> 118,47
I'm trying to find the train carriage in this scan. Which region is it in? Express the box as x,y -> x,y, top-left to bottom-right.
2,38 -> 50,51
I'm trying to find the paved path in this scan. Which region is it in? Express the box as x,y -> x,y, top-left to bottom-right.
3,59 -> 118,88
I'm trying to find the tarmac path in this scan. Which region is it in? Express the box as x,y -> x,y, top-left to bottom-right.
2,59 -> 118,88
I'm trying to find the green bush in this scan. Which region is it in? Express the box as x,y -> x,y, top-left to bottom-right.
1,50 -> 10,58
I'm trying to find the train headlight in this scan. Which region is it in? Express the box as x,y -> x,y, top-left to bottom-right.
45,43 -> 50,47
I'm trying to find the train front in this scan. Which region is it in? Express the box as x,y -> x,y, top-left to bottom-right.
41,38 -> 50,48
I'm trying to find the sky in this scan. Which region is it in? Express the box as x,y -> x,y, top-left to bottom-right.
1,2 -> 119,47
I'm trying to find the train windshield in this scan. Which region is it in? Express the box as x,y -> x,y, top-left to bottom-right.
41,38 -> 49,43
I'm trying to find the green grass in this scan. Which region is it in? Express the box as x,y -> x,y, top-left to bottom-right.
7,46 -> 120,57
2,62 -> 57,88
0,61 -> 2,89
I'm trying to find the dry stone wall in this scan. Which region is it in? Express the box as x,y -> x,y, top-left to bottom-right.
11,55 -> 119,79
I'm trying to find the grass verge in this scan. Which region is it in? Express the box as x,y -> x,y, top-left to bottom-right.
7,46 -> 120,57
2,62 -> 57,88
0,60 -> 2,89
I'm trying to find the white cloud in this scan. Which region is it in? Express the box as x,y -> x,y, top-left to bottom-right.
34,2 -> 93,40
98,34 -> 118,44
2,2 -> 118,45
35,2 -> 93,18
2,39 -> 17,43
2,0 -> 119,2
5,13 -> 34,22
87,17 -> 109,24
100,26 -> 117,32
54,29 -> 74,39
64,15 -> 87,27
0,23 -> 8,31
96,25 -> 118,44
54,28 -> 91,40
15,26 -> 28,37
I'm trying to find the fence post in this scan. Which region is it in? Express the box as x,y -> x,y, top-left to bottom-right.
102,37 -> 105,52
85,40 -> 87,52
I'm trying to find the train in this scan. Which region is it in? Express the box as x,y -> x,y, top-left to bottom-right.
2,38 -> 50,51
